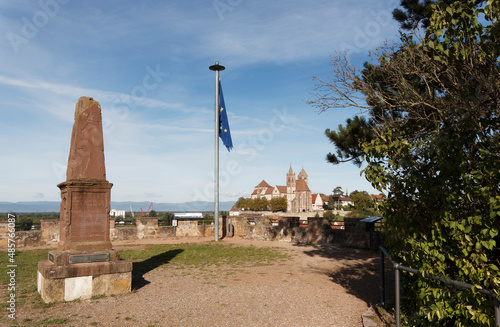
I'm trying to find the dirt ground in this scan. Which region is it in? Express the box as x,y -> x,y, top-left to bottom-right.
15,237 -> 388,327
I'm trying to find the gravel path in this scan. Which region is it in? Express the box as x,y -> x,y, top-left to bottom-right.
17,237 -> 383,327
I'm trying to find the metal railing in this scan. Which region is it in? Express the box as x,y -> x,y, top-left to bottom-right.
379,246 -> 500,327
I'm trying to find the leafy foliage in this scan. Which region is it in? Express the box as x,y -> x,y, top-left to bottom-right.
234,196 -> 270,211
269,197 -> 287,212
392,0 -> 487,31
160,212 -> 175,225
325,116 -> 374,166
310,0 -> 500,325
349,190 -> 373,210
332,186 -> 344,196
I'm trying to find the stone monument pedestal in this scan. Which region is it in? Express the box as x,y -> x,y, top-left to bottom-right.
37,97 -> 132,303
37,249 -> 132,302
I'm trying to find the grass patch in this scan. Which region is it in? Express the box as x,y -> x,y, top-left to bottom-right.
39,317 -> 68,324
0,249 -> 53,315
120,243 -> 291,275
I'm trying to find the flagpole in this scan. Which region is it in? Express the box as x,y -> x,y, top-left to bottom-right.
209,61 -> 225,242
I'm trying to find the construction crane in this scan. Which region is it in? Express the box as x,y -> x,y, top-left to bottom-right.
140,202 -> 153,216
130,204 -> 135,219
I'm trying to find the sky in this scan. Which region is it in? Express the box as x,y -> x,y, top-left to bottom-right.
0,0 -> 401,205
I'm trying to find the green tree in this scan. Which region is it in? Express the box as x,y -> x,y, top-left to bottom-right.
349,191 -> 372,210
309,1 -> 500,325
160,212 -> 174,225
323,210 -> 335,219
327,195 -> 338,210
15,215 -> 33,231
235,197 -> 247,209
269,197 -> 287,212
148,209 -> 157,217
251,197 -> 269,211
332,186 -> 343,196
392,0 -> 488,31
203,212 -> 214,222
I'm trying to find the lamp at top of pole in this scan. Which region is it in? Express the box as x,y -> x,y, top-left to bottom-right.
209,61 -> 225,71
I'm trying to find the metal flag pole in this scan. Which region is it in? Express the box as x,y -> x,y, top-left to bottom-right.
209,61 -> 225,242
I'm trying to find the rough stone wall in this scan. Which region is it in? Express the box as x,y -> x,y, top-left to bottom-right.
0,218 -> 175,247
0,215 -> 378,249
232,216 -> 250,237
176,220 -> 203,237
15,230 -> 42,247
306,218 -> 331,243
136,217 -> 158,239
343,218 -> 370,248
41,219 -> 59,245
0,221 -> 9,247
231,215 -> 376,248
157,226 -> 175,237
112,227 -> 138,241
268,217 -> 301,243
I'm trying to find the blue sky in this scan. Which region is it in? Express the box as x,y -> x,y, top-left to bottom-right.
0,0 -> 400,204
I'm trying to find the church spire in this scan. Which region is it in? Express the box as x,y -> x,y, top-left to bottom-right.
298,167 -> 308,179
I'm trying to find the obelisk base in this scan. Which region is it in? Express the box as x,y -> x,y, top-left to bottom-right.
37,249 -> 132,303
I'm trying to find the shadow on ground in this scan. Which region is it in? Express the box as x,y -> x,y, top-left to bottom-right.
132,249 -> 183,290
295,243 -> 393,306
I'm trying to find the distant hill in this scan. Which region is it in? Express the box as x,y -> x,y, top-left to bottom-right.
0,201 -> 235,213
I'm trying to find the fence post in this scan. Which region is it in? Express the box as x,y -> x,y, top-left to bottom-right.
380,249 -> 386,306
395,268 -> 401,327
495,298 -> 500,327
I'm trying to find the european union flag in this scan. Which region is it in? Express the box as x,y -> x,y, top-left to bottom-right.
219,81 -> 233,151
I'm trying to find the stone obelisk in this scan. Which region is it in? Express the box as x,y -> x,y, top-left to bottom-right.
37,97 -> 132,303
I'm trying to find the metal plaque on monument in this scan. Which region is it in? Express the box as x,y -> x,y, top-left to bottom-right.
37,97 -> 132,303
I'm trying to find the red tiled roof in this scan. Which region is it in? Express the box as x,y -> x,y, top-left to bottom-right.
265,188 -> 274,194
321,195 -> 329,202
256,180 -> 272,188
296,179 -> 310,192
276,185 -> 287,193
312,194 -> 318,202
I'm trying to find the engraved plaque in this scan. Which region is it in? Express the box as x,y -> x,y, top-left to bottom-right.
69,253 -> 110,264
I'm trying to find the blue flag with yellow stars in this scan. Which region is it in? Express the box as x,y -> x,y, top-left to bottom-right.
219,80 -> 233,151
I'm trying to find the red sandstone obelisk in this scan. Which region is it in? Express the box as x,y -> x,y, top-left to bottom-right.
58,97 -> 112,251
37,97 -> 132,303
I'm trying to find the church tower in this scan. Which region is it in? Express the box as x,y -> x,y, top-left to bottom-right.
286,165 -> 296,194
297,167 -> 308,185
286,165 -> 296,212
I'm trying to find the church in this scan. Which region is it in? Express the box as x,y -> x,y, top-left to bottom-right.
251,166 -> 313,212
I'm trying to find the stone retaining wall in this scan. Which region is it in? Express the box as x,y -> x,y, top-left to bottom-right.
232,216 -> 381,248
41,219 -> 59,246
0,215 -> 381,249
0,220 -> 9,247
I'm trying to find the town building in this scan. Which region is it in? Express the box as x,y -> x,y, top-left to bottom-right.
329,196 -> 353,208
371,194 -> 386,202
311,194 -> 324,211
251,166 -> 313,213
110,209 -> 126,218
